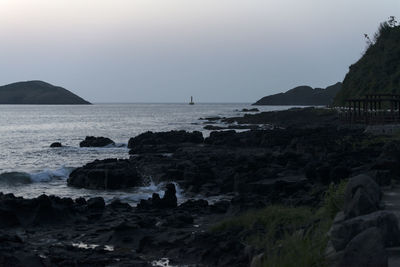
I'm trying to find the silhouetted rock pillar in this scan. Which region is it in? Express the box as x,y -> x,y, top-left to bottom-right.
162,183 -> 178,208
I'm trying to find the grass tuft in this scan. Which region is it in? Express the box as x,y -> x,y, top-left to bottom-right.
211,180 -> 349,267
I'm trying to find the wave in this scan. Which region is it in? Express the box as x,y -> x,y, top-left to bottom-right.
0,167 -> 74,185
118,181 -> 184,204
30,167 -> 74,182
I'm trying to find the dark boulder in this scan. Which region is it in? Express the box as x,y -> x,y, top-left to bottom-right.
67,159 -> 142,190
330,210 -> 400,251
339,227 -> 388,267
344,174 -> 381,219
80,136 -> 115,147
50,142 -> 62,148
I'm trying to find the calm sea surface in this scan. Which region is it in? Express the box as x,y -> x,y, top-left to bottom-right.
0,103 -> 293,203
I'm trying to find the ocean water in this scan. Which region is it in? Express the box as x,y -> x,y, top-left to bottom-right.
0,103 -> 292,204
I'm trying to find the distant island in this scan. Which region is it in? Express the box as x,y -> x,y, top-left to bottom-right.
253,82 -> 342,106
0,81 -> 91,104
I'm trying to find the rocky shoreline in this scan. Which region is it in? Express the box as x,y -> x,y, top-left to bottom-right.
2,107 -> 400,266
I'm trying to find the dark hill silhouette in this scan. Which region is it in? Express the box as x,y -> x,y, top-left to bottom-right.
334,22 -> 400,105
0,81 -> 91,104
253,82 -> 342,106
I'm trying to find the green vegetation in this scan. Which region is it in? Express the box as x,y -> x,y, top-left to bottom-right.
211,180 -> 348,267
323,180 -> 348,219
334,18 -> 400,106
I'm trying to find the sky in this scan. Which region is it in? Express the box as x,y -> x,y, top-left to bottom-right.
0,0 -> 399,103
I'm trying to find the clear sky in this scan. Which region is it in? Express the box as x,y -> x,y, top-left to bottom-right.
0,0 -> 398,103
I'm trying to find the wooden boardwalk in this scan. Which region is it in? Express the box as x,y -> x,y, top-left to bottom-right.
340,94 -> 400,124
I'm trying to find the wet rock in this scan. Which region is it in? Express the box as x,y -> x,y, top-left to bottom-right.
80,136 -> 115,147
50,142 -> 62,148
339,227 -> 388,267
67,159 -> 142,189
344,174 -> 381,219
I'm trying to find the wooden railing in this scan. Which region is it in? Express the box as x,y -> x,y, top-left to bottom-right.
340,94 -> 400,124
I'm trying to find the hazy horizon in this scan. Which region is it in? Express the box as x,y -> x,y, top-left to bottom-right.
0,0 -> 399,103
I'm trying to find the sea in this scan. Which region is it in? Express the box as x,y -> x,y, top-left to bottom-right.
0,103 -> 293,205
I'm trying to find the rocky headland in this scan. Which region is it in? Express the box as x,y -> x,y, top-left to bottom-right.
1,108 -> 400,266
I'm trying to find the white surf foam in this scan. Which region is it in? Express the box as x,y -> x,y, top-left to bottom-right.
29,167 -> 74,182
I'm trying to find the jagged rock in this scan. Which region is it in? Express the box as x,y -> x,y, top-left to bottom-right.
344,174 -> 381,219
80,136 -> 115,147
330,210 -> 400,251
339,227 -> 388,267
128,130 -> 203,154
67,159 -> 142,189
137,183 -> 178,209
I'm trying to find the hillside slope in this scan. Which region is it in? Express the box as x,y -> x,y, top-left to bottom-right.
334,23 -> 400,105
0,81 -> 91,104
253,82 -> 341,106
